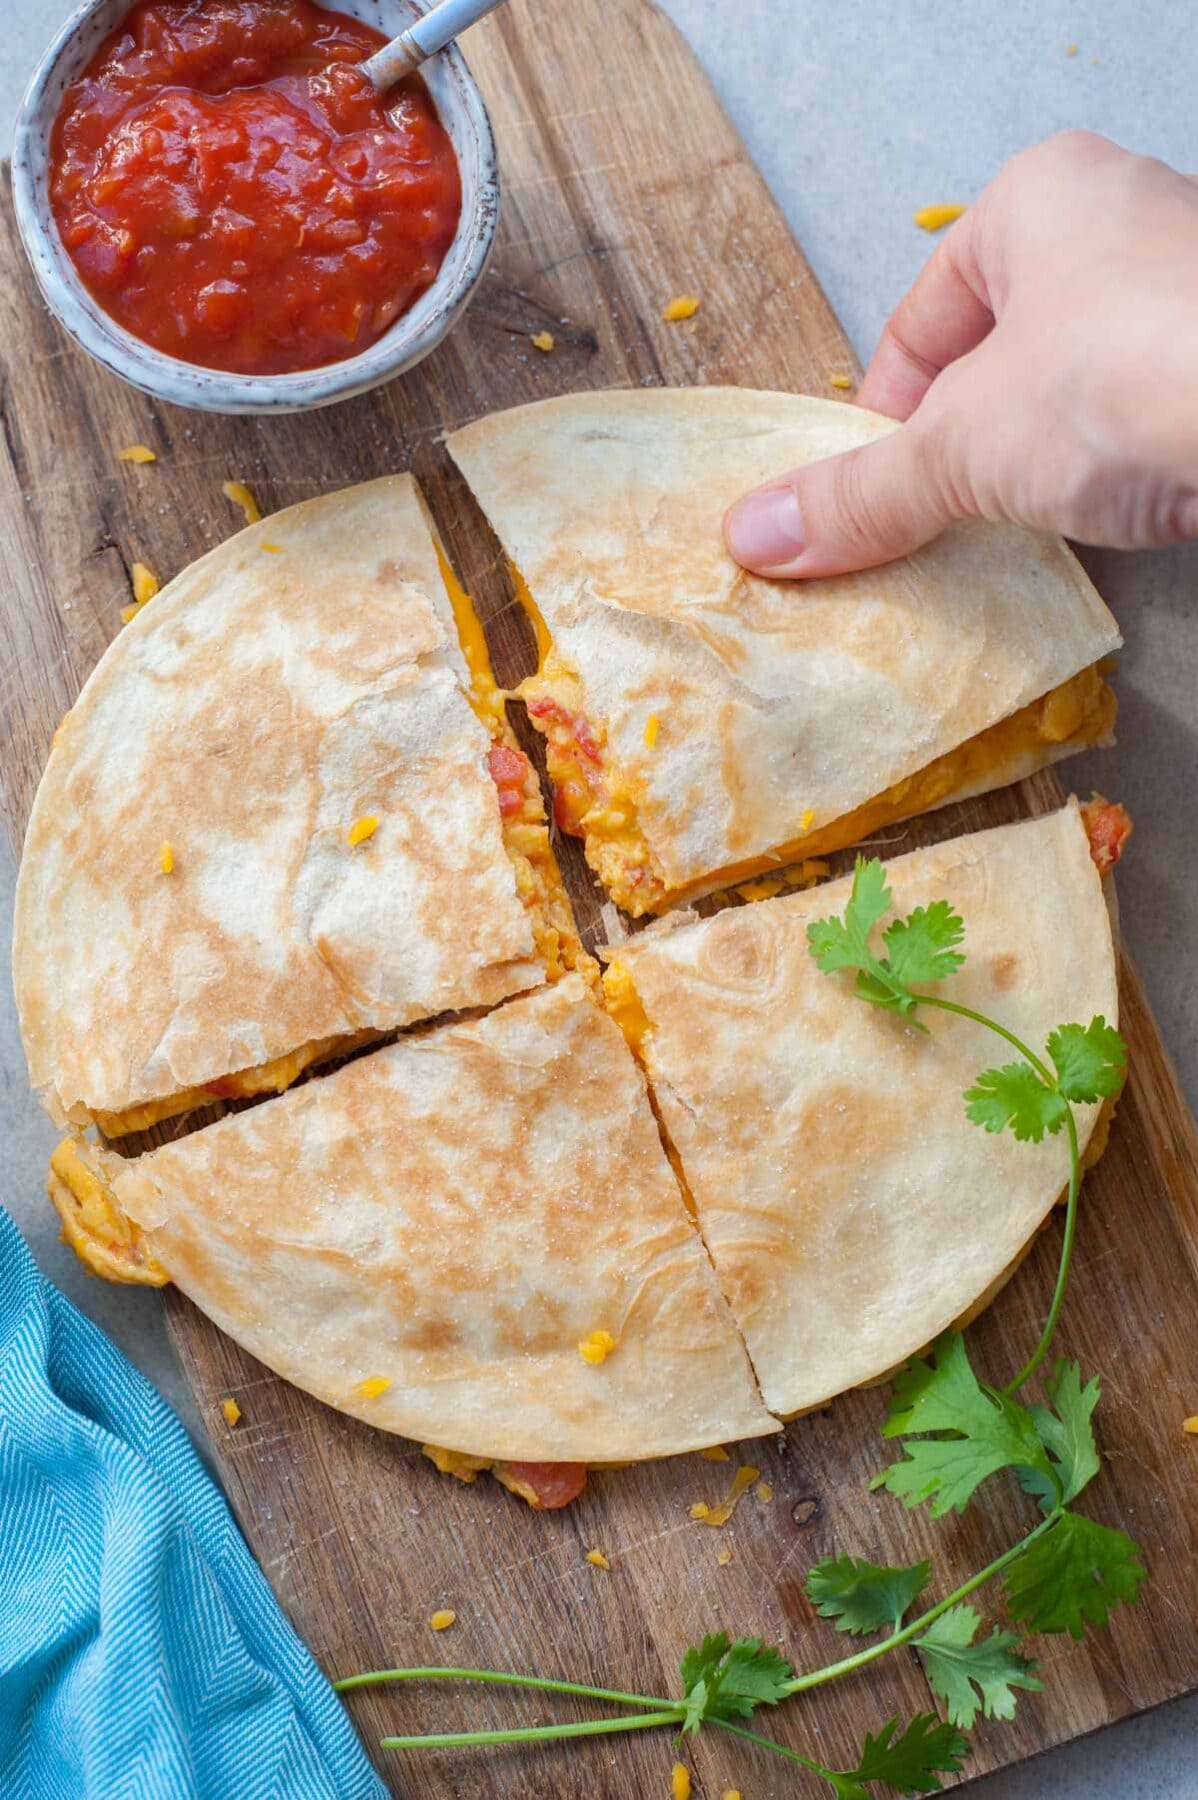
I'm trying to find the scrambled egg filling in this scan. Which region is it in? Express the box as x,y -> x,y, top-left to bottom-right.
518,624 -> 1115,917
435,548 -> 594,987
47,1140 -> 167,1286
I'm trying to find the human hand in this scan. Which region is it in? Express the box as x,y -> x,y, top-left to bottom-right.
724,131 -> 1198,578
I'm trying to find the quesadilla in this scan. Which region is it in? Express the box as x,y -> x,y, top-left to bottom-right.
14,476 -> 585,1137
448,390 -> 1121,916
47,976 -> 777,1481
602,802 -> 1121,1417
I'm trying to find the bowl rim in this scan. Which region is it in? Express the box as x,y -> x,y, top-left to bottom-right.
11,0 -> 499,414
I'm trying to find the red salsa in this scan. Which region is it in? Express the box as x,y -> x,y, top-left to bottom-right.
50,0 -> 462,375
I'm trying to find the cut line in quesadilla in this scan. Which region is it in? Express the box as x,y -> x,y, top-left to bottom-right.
602,802 -> 1123,1419
448,390 -> 1121,917
46,976 -> 779,1477
14,477 -> 587,1138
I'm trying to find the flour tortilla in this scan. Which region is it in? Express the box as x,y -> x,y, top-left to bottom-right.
448,389 -> 1121,896
609,804 -> 1118,1416
107,976 -> 777,1461
14,477 -> 541,1126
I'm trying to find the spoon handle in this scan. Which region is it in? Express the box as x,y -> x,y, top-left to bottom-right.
361,0 -> 509,89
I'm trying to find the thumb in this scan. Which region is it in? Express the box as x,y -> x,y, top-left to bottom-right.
723,417 -> 959,579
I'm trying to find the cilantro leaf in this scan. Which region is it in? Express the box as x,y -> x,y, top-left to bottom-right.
916,1604 -> 1042,1729
1004,1511 -> 1146,1639
880,902 -> 966,990
1046,1017 -> 1127,1106
824,1713 -> 969,1797
677,1633 -> 793,1735
874,1334 -> 1057,1517
963,1063 -> 1068,1142
807,857 -> 893,977
806,1554 -> 931,1635
1020,1361 -> 1102,1511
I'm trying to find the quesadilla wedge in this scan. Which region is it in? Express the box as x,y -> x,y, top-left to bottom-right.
47,976 -> 777,1483
15,476 -> 586,1137
603,802 -> 1122,1418
448,389 -> 1121,916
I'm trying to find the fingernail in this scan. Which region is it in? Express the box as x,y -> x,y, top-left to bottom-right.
724,485 -> 806,571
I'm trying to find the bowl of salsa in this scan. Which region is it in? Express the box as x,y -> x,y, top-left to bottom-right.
13,0 -> 499,412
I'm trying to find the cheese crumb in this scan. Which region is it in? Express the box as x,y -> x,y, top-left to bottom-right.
578,1328 -> 617,1365
722,1790 -> 743,1800
737,878 -> 786,903
355,1375 -> 391,1400
1184,1416 -> 1198,1435
430,1609 -> 457,1631
662,295 -> 700,322
800,807 -> 815,831
585,1549 -> 611,1569
119,444 -> 156,464
1065,40 -> 1079,55
221,1397 -> 241,1427
531,330 -> 555,352
690,1464 -> 760,1527
700,1445 -> 731,1462
716,1549 -> 733,1566
829,373 -> 854,391
671,1764 -> 692,1800
222,480 -> 262,525
261,543 -> 284,554
644,713 -> 661,749
913,203 -> 966,233
348,814 -> 379,847
159,841 -> 175,875
755,1479 -> 774,1505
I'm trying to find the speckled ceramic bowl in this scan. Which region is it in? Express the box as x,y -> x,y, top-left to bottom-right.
12,0 -> 499,414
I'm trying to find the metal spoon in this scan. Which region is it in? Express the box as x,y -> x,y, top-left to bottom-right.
360,0 -> 510,89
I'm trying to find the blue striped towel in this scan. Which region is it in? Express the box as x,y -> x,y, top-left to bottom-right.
0,1205 -> 387,1800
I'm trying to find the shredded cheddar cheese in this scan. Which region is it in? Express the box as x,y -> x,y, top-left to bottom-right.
643,713 -> 661,749
716,1548 -> 733,1566
355,1375 -> 391,1400
1065,40 -> 1079,55
722,1790 -> 743,1800
737,877 -> 786,902
222,480 -> 262,525
914,203 -> 966,232
159,841 -> 175,875
222,1397 -> 242,1427
800,807 -> 815,831
429,1609 -> 457,1631
672,1764 -> 692,1800
119,444 -> 156,464
347,814 -> 379,847
663,295 -> 700,322
578,1328 -> 617,1365
700,1445 -> 731,1462
690,1464 -> 761,1527
585,1549 -> 611,1569
261,542 -> 284,554
531,330 -> 555,352
755,1480 -> 774,1505
1184,1417 -> 1198,1435
120,560 -> 161,624
829,373 -> 854,390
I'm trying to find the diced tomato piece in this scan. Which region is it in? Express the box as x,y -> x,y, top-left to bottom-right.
487,742 -> 530,788
1080,797 -> 1133,874
572,716 -> 603,763
553,780 -> 590,835
498,1461 -> 588,1509
202,1076 -> 238,1099
526,695 -> 572,727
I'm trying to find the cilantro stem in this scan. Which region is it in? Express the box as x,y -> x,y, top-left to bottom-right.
918,993 -> 1081,1396
334,1666 -> 672,1710
780,1510 -> 1059,1697
378,1710 -> 680,1751
706,1717 -> 829,1774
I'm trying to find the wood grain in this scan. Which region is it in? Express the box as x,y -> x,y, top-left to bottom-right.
1,1 -> 1196,1792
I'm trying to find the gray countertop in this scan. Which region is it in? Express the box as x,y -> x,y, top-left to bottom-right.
2,2 -> 1194,1793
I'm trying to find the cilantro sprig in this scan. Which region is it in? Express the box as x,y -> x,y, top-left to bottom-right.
336,854 -> 1142,1789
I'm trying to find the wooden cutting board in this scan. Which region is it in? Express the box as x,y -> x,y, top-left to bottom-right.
2,2 -> 1197,1792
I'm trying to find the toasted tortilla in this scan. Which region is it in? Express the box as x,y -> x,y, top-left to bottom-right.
83,976 -> 776,1461
605,804 -> 1118,1417
14,477 -> 543,1128
448,389 -> 1121,913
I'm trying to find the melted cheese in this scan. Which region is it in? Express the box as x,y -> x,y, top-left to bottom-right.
521,640 -> 1115,917
47,1140 -> 168,1286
